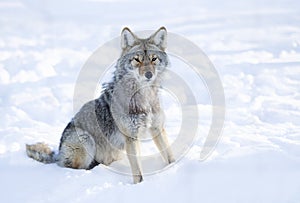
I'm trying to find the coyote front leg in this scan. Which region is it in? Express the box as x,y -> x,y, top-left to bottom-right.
125,137 -> 143,184
151,128 -> 175,164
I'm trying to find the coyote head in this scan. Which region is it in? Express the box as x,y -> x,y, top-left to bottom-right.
118,27 -> 169,83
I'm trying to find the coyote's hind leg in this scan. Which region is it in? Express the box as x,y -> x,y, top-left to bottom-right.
58,126 -> 96,169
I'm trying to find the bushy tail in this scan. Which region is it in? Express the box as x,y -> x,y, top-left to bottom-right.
26,142 -> 57,164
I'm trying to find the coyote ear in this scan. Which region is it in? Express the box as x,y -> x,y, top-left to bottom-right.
150,27 -> 167,50
121,27 -> 137,49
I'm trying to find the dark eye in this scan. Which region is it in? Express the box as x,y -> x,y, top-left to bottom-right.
152,57 -> 157,62
134,57 -> 140,62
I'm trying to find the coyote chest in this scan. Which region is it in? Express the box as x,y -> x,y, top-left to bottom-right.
128,86 -> 158,115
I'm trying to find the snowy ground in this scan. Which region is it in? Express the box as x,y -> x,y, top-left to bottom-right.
1,0 -> 300,202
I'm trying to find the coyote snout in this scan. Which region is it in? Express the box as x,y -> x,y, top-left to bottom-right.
145,71 -> 153,79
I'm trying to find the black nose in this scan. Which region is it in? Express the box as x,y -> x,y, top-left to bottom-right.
145,71 -> 153,79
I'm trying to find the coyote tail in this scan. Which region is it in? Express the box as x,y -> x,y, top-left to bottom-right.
26,142 -> 57,164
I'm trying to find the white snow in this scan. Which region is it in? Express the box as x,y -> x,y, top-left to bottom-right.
1,0 -> 300,202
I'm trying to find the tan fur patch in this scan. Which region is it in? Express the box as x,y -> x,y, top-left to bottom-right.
72,156 -> 81,169
71,146 -> 86,169
26,142 -> 52,155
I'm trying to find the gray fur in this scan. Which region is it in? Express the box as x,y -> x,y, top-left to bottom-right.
26,142 -> 57,164
26,27 -> 174,183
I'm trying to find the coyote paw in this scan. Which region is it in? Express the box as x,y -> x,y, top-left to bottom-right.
133,175 -> 143,184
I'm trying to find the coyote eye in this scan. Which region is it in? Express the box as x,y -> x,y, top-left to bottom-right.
152,57 -> 157,62
134,58 -> 140,63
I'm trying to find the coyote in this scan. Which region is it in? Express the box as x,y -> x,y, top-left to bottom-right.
26,27 -> 175,184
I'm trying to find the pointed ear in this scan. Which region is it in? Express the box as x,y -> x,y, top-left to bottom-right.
150,27 -> 167,50
121,27 -> 137,49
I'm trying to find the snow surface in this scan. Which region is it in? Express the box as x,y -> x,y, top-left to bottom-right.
1,0 -> 300,202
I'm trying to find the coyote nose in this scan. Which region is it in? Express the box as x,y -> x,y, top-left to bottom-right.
145,71 -> 153,79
